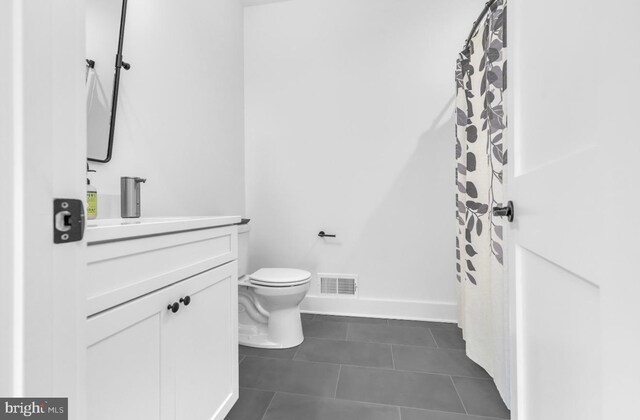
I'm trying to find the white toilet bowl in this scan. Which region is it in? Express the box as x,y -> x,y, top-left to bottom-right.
237,223 -> 311,348
238,268 -> 311,348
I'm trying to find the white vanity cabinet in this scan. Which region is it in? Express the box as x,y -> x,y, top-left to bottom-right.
85,217 -> 240,420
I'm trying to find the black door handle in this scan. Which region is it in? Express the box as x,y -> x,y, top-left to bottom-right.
318,231 -> 336,238
180,296 -> 191,306
492,201 -> 514,222
167,302 -> 180,313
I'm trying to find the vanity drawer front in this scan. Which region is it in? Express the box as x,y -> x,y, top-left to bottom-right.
87,225 -> 237,316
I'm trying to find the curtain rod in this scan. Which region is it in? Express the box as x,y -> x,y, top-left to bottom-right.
463,0 -> 498,51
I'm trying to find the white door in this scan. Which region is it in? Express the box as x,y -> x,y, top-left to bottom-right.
0,1 -> 86,418
507,1 -> 640,419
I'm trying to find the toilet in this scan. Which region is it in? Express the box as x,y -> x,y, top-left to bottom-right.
237,223 -> 311,348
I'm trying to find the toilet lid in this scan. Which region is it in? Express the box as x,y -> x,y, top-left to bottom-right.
249,268 -> 311,287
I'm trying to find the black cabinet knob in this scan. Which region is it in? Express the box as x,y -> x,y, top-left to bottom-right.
180,296 -> 191,306
167,302 -> 180,313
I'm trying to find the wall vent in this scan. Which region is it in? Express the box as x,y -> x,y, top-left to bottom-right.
318,273 -> 358,297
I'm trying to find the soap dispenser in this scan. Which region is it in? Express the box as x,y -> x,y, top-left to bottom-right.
87,164 -> 97,220
120,176 -> 146,218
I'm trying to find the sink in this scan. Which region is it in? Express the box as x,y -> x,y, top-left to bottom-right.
86,216 -> 241,243
87,217 -> 194,228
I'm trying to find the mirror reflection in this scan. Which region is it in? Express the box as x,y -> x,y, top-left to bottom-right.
86,0 -> 129,162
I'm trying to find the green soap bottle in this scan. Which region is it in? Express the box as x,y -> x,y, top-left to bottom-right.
87,178 -> 97,220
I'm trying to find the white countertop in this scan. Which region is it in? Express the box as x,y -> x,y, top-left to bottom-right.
86,216 -> 241,244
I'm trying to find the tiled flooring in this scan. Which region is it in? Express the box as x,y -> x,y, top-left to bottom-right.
226,314 -> 510,420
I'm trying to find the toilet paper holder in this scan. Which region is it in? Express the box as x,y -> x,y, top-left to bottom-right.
318,231 -> 336,238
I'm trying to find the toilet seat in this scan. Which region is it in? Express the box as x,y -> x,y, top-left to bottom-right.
249,268 -> 311,288
240,268 -> 311,349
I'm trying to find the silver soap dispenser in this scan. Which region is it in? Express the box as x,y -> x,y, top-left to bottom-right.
120,176 -> 146,218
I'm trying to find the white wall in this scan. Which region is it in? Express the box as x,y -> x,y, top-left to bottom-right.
87,0 -> 245,218
245,0 -> 485,321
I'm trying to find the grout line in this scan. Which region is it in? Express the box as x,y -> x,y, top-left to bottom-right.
310,329 -> 438,349
389,322 -> 460,331
241,385 -> 327,397
394,368 -> 490,380
242,354 -> 491,380
247,389 -> 494,419
307,314 -> 457,328
306,334 -> 395,346
255,389 -> 420,416
428,328 -> 439,348
239,353 -> 298,362
242,334 -> 445,350
237,355 -> 493,383
246,353 -> 395,372
291,344 -> 303,360
394,405 -> 503,420
449,375 -> 468,415
333,393 -> 477,418
390,345 -> 396,370
242,355 -> 342,368
302,336 -> 349,344
343,336 -> 438,348
334,365 -> 342,399
258,391 -> 277,420
397,405 -> 402,420
338,362 -> 490,380
391,343 -> 468,352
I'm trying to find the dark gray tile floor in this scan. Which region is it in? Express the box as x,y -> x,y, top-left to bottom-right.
226,314 -> 510,420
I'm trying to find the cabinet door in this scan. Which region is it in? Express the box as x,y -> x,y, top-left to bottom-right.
86,281 -> 177,420
170,262 -> 239,420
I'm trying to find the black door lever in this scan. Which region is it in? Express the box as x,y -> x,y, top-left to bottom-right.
318,231 -> 336,238
492,201 -> 514,222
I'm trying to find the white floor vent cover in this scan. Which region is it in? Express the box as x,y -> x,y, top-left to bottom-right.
318,274 -> 358,297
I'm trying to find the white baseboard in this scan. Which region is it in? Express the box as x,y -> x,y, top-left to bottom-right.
301,295 -> 458,323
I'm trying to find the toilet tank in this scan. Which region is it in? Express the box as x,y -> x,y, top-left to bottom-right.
238,223 -> 250,279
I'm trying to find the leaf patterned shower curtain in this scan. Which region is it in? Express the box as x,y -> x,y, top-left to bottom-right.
455,0 -> 509,405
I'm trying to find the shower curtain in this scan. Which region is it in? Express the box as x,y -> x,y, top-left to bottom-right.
455,0 -> 509,405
